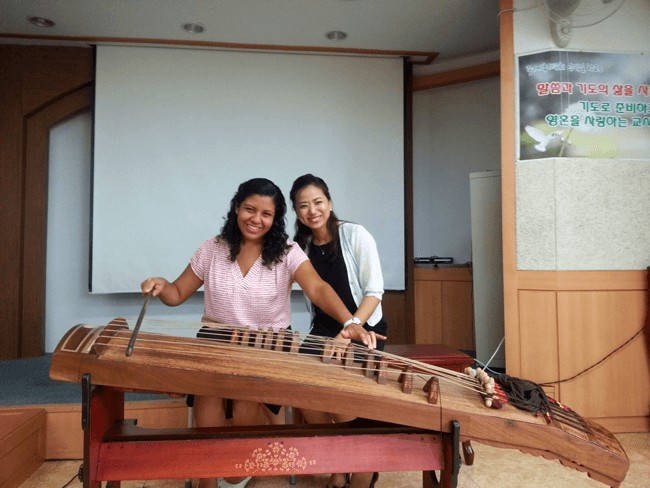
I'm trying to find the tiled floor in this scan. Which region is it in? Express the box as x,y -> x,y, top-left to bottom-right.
20,432 -> 649,488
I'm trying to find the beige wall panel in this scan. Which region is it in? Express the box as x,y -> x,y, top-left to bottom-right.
518,290 -> 558,381
555,160 -> 650,270
516,159 -> 650,271
516,161 -> 556,269
557,290 -> 649,418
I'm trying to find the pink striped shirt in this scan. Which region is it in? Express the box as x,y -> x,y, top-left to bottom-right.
190,238 -> 308,330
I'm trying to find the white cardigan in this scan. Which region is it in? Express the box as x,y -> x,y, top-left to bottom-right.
306,222 -> 385,327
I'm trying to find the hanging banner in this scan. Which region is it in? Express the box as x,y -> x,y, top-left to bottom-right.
518,50 -> 650,160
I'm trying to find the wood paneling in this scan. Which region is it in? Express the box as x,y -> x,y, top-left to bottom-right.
382,291 -> 407,345
0,48 -> 25,359
515,284 -> 649,432
0,45 -> 93,359
518,270 -> 647,291
415,280 -> 443,343
499,0 -> 521,378
518,290 -> 558,382
441,281 -> 474,351
0,409 -> 46,487
0,401 -> 188,461
41,400 -> 188,459
413,267 -> 474,350
22,86 -> 93,357
557,290 -> 649,418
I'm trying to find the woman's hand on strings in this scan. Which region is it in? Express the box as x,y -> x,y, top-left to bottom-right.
340,324 -> 386,350
331,334 -> 352,360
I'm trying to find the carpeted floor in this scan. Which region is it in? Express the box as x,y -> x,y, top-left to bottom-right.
0,354 -> 160,406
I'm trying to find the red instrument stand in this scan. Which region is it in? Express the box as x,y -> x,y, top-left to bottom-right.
383,344 -> 473,374
385,344 -> 475,467
80,375 -> 461,488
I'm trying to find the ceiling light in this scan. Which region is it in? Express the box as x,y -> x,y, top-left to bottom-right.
27,16 -> 55,28
183,22 -> 205,34
325,31 -> 347,41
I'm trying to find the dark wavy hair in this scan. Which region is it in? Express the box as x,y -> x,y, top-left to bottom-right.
219,178 -> 289,267
289,174 -> 341,260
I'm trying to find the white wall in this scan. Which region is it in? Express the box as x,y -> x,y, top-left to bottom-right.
513,0 -> 650,271
412,77 -> 501,263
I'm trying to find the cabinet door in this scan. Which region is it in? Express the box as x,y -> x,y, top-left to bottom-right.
414,268 -> 474,350
442,281 -> 474,351
414,280 -> 442,344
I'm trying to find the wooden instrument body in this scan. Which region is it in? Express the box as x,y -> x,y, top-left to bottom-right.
49,319 -> 629,487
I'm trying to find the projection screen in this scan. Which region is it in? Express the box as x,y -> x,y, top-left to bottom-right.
92,45 -> 405,292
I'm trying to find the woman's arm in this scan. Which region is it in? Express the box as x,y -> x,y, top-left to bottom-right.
141,264 -> 203,306
294,260 -> 383,348
294,260 -> 351,324
352,296 -> 381,325
343,223 -> 384,325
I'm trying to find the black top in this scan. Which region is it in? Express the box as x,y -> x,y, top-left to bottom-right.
309,240 -> 356,339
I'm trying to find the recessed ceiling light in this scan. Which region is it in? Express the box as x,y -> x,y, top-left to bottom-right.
325,31 -> 348,41
183,22 -> 205,34
27,16 -> 55,28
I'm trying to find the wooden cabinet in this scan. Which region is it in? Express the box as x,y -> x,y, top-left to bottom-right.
515,271 -> 649,433
414,266 -> 474,351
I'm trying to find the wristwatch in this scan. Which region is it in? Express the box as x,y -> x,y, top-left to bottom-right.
343,316 -> 361,327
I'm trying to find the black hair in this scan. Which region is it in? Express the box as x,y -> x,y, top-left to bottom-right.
289,173 -> 340,260
219,177 -> 289,267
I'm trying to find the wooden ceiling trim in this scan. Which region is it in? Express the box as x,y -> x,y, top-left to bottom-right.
0,33 -> 439,63
412,61 -> 500,91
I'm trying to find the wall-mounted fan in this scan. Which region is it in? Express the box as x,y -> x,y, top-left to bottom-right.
539,0 -> 627,47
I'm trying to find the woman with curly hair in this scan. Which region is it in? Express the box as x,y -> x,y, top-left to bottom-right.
141,177 -> 378,488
